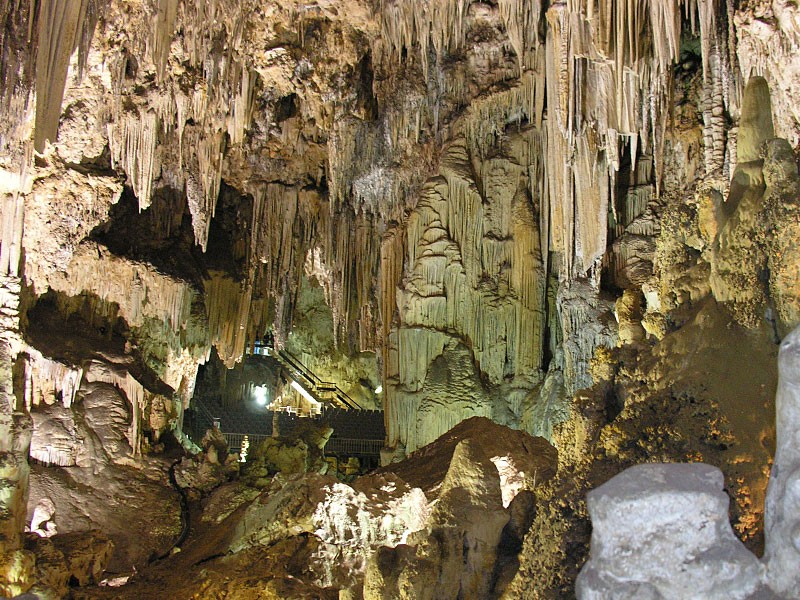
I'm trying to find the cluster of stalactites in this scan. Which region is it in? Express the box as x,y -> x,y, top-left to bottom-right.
247,183 -> 380,356
370,0 -> 741,280
21,349 -> 83,410
6,0 -> 259,253
105,0 -> 257,251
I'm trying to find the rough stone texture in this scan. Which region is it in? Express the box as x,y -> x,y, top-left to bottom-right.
576,463 -> 763,600
65,416 -> 551,598
365,439 -> 510,600
574,324 -> 800,599
2,0 -> 800,597
506,298 -> 779,599
377,416 -> 557,506
27,380 -> 182,572
763,138 -> 800,338
173,427 -> 239,494
25,530 -> 113,598
763,325 -> 800,595
709,77 -> 774,327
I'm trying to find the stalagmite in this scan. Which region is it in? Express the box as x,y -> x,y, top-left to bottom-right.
83,361 -> 148,457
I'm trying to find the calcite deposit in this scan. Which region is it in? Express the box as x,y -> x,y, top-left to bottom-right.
577,324 -> 800,600
1,0 -> 800,597
576,463 -> 764,600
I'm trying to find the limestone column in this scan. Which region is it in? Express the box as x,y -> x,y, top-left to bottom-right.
0,273 -> 34,595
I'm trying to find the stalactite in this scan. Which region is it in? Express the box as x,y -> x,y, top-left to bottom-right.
204,274 -> 251,368
151,0 -> 178,83
696,0 -> 740,179
227,66 -> 256,146
390,129 -> 548,424
190,130 -> 224,250
322,207 -> 381,351
0,189 -> 25,277
34,0 -> 91,151
22,348 -> 83,410
379,227 -> 405,389
573,135 -> 609,271
462,68 -> 546,158
84,360 -> 147,457
377,0 -> 470,79
108,109 -> 160,210
49,246 -> 195,332
249,183 -> 308,346
498,0 -> 543,73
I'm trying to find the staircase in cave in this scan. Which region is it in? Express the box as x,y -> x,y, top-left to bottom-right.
247,342 -> 363,410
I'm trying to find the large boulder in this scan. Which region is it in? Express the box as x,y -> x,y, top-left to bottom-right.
763,325 -> 800,595
365,440 -> 511,600
377,416 -> 557,507
576,463 -> 764,599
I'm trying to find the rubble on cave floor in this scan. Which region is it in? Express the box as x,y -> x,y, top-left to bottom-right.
72,417 -> 556,600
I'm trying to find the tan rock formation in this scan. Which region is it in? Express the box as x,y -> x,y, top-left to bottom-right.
2,0 -> 800,596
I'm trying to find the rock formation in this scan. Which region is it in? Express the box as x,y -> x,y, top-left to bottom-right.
576,463 -> 764,600
764,325 -> 800,595
576,323 -> 800,599
1,0 -> 800,596
57,417 -> 555,599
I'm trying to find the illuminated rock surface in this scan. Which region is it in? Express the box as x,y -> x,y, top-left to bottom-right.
1,0 -> 800,597
577,324 -> 800,599
764,326 -> 800,595
63,417 -> 553,599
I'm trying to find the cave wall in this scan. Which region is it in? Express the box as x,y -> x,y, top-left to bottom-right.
2,0 -> 800,595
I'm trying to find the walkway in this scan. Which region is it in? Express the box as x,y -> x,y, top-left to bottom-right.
247,343 -> 363,410
187,396 -> 385,461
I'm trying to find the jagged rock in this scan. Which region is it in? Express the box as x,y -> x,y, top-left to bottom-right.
377,416 -> 557,507
763,138 -> 800,338
229,470 -> 427,590
3,1 -> 800,598
365,439 -> 509,600
173,425 -> 239,494
25,530 -> 113,598
615,289 -> 647,346
242,422 -> 332,478
27,381 -> 182,571
576,463 -> 763,600
0,548 -> 35,597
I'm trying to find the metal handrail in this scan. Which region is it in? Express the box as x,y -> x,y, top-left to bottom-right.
220,432 -> 382,458
269,347 -> 364,410
326,438 -> 383,456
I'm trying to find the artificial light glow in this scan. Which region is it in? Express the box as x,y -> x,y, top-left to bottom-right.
254,385 -> 268,406
240,435 -> 250,463
375,385 -> 383,394
290,380 -> 322,414
291,380 -> 315,403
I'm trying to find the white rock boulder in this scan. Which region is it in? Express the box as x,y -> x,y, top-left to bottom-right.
764,325 -> 800,596
576,463 -> 763,600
